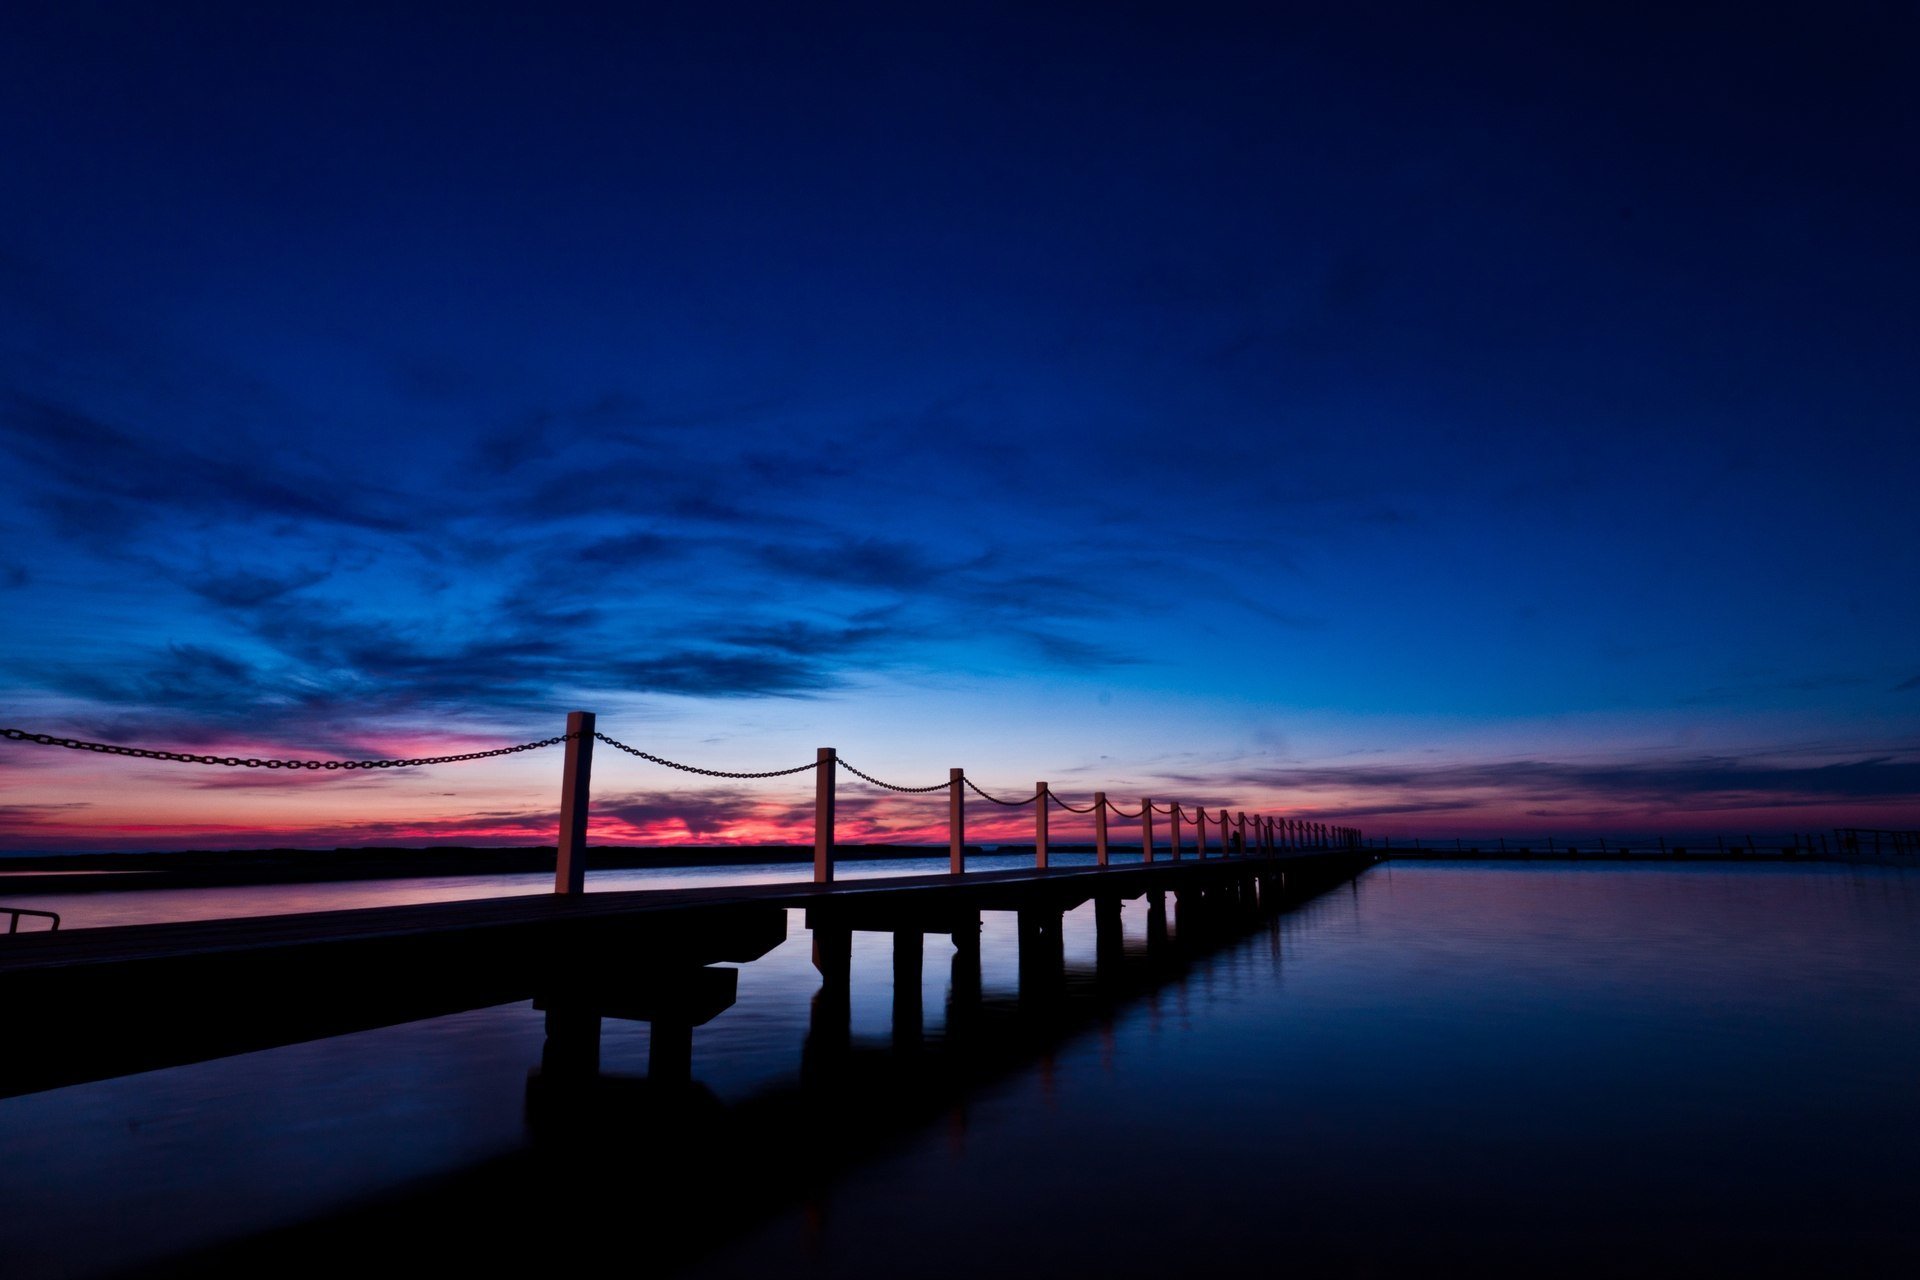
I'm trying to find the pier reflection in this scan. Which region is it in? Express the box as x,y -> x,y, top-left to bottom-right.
519,864 -> 1337,1175
79,859 -> 1362,1276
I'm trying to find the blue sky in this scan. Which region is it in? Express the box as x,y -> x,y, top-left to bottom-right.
2,2 -> 1917,848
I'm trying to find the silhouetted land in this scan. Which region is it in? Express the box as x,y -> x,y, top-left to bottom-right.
0,837 -> 1860,896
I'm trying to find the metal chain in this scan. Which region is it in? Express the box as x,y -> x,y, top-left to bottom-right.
0,726 -> 576,770
963,776 -> 1037,806
1101,795 -> 1146,819
836,758 -> 953,793
1047,791 -> 1097,814
592,733 -> 820,779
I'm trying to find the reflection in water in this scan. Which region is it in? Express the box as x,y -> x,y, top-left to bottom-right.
1,863 -> 1916,1277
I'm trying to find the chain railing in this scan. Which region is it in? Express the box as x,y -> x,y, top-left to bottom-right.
592,732 -> 821,779
963,776 -> 1039,806
0,716 -> 1366,892
0,726 -> 578,770
835,758 -> 953,793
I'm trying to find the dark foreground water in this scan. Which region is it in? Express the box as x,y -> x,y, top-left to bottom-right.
3,861 -> 1917,1277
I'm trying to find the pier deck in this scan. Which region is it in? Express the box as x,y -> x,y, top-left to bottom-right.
0,850 -> 1372,1098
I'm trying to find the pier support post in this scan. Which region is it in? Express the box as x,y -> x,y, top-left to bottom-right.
949,909 -> 982,1019
1035,782 -> 1050,868
1142,799 -> 1155,863
1017,907 -> 1064,1004
554,710 -> 596,895
541,1006 -> 602,1077
1146,889 -> 1168,953
893,930 -> 924,1050
949,768 -> 966,874
1094,792 -> 1109,866
648,1019 -> 693,1084
1095,895 -> 1124,972
814,747 -> 837,884
812,923 -> 851,988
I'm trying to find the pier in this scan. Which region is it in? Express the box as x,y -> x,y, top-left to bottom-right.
0,848 -> 1372,1101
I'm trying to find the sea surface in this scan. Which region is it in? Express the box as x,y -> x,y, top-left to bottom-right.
2,861 -> 1916,1276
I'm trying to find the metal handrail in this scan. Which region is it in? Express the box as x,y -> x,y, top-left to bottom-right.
4,906 -> 60,934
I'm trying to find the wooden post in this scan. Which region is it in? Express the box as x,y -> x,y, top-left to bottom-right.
1094,792 -> 1109,866
949,768 -> 965,875
554,710 -> 596,895
1168,804 -> 1182,861
814,747 -> 837,884
893,929 -> 924,1049
1035,781 -> 1049,868
1194,807 -> 1207,859
1142,798 -> 1155,863
1238,811 -> 1248,857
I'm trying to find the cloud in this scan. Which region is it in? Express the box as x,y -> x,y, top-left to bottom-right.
180,566 -> 333,608
1216,755 -> 1920,813
754,536 -> 948,591
608,650 -> 838,697
1017,630 -> 1144,669
1897,675 -> 1920,692
1,395 -> 410,537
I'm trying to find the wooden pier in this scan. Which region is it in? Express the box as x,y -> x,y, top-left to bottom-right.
0,849 -> 1371,1100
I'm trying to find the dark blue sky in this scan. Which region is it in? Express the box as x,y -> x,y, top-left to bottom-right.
3,2 -> 1917,847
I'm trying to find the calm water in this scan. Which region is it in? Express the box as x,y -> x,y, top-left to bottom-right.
3,862 -> 1917,1276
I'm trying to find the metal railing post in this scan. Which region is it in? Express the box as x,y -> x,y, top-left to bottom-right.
1094,792 -> 1109,866
814,747 -> 837,883
554,710 -> 596,895
1035,782 -> 1050,868
950,768 -> 966,874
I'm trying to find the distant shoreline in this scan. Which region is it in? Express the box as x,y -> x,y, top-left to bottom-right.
0,840 -> 1871,897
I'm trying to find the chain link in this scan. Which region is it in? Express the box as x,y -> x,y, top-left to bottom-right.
835,758 -> 954,793
0,726 -> 575,770
963,776 -> 1037,806
591,733 -> 821,778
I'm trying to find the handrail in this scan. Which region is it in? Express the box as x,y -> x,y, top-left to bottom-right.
0,716 -> 1366,889
4,906 -> 60,934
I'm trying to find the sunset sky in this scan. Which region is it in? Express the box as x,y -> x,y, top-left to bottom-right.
3,3 -> 1917,850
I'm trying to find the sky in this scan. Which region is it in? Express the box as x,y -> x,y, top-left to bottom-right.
2,1 -> 1917,851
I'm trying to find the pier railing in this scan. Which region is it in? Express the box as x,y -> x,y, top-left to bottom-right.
2,906 -> 60,933
0,716 -> 1365,892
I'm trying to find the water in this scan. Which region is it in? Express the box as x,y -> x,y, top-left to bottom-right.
2,862 -> 1916,1276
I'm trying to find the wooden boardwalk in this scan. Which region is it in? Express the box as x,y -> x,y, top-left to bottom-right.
0,850 -> 1373,1099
